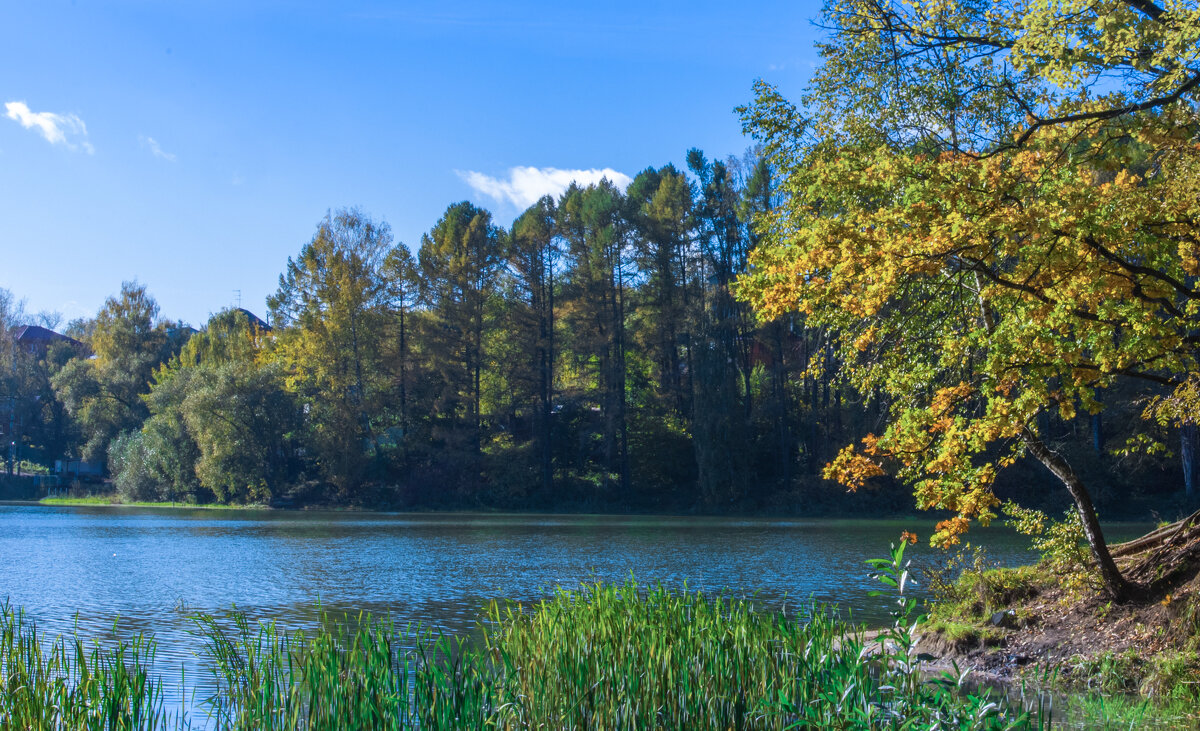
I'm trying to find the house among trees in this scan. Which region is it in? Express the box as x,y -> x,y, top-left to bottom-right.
11,325 -> 84,357
55,458 -> 104,482
166,324 -> 199,339
235,308 -> 272,332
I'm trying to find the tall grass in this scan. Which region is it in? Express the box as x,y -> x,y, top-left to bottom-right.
195,611 -> 429,730
2,546 -> 1038,729
474,542 -> 1031,728
0,602 -> 180,730
481,580 -> 1031,729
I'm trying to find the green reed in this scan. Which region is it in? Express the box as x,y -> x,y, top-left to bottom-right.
2,546 -> 1040,729
478,542 -> 1032,729
194,610 -> 427,730
0,602 -> 178,730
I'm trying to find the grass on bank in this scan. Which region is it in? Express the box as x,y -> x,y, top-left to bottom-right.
38,495 -> 268,511
921,542 -> 1200,727
923,561 -> 1043,650
1,547 -> 1036,730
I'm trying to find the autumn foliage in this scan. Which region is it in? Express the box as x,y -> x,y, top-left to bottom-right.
739,0 -> 1200,595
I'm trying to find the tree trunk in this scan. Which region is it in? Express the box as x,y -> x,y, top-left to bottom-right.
973,276 -> 1134,599
1021,426 -> 1137,600
772,326 -> 792,487
1091,413 -> 1104,455
1182,422 -> 1198,499
398,304 -> 408,434
542,257 -> 555,497
616,261 -> 630,498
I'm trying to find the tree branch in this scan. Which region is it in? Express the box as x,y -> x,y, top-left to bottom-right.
1120,0 -> 1166,21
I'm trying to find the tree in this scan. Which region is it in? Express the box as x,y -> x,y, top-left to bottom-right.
181,360 -> 299,503
52,282 -> 170,466
116,308 -> 290,503
126,366 -> 201,502
508,196 -> 561,495
0,289 -> 27,474
626,166 -> 694,418
741,155 -> 798,488
688,151 -> 759,504
558,180 -> 632,496
268,208 -> 399,495
739,0 -> 1200,599
417,201 -> 506,458
383,246 -> 421,449
0,291 -> 74,474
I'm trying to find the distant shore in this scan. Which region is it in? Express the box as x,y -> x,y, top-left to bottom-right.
23,494 -> 1182,526
37,495 -> 269,511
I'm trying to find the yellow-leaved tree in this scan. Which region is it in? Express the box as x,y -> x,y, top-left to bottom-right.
739,0 -> 1200,600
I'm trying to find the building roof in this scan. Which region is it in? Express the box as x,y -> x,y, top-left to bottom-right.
12,325 -> 83,349
235,308 -> 272,332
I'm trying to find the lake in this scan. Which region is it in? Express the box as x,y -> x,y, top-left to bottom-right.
0,503 -> 1152,701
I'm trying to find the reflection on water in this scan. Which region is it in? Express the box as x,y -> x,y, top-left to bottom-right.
0,504 -> 1152,714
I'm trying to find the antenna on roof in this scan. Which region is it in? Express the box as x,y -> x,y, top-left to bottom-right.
233,290 -> 242,309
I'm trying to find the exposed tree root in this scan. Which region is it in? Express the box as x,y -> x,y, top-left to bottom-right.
1110,509 -> 1200,559
1118,510 -> 1200,588
919,516 -> 1200,695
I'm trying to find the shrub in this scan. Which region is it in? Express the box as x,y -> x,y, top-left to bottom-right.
1004,501 -> 1096,590
108,430 -> 161,502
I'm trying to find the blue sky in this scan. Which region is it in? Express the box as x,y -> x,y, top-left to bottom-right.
1,1 -> 822,327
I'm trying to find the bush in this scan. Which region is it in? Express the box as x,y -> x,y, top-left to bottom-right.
108,430 -> 161,502
1004,501 -> 1096,590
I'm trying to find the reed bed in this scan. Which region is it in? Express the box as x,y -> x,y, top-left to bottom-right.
479,582 -> 1027,729
0,603 -> 179,730
1,548 -> 1038,729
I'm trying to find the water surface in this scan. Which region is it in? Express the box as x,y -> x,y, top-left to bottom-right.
0,504 -> 1152,693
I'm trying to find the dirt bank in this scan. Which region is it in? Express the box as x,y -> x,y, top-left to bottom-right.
917,512 -> 1200,696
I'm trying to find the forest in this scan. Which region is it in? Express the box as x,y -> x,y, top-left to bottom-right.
0,134 -> 1194,523
1,153 -> 863,513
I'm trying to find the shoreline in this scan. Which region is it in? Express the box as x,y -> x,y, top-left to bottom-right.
11,496 -> 1171,528
27,497 -> 271,511
18,495 -> 960,521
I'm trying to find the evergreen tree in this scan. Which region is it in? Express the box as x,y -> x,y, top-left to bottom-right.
558,180 -> 631,497
417,202 -> 506,459
508,196 -> 560,495
626,165 -> 694,418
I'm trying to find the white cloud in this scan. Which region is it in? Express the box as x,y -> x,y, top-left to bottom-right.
4,101 -> 93,153
458,166 -> 633,209
139,135 -> 176,162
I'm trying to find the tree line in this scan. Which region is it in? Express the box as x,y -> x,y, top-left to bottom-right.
1,120 -> 1195,521
1,151 -> 873,510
